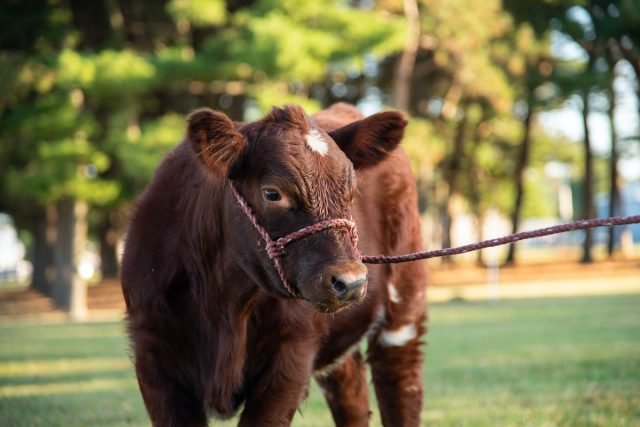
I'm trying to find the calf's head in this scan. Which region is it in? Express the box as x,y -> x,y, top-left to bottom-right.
188,105 -> 406,313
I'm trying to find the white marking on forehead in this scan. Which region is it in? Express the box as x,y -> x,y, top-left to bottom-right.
388,282 -> 401,304
305,128 -> 328,156
379,324 -> 416,347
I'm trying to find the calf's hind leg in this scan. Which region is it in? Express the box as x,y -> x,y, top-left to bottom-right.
369,261 -> 427,427
315,351 -> 370,427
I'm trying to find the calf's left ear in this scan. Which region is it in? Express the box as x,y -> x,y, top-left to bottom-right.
187,108 -> 247,176
329,111 -> 407,169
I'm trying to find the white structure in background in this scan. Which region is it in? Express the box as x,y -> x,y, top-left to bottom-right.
0,213 -> 32,284
482,209 -> 511,302
447,209 -> 511,263
78,245 -> 100,281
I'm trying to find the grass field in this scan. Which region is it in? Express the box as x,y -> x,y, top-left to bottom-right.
1,294 -> 639,426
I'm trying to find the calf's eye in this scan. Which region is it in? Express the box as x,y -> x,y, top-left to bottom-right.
263,188 -> 281,202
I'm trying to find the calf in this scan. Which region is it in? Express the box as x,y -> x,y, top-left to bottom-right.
121,103 -> 427,426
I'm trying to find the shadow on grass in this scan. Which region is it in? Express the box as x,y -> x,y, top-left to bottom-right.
0,388 -> 148,427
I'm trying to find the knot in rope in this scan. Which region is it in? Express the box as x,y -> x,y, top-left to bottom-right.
266,241 -> 286,258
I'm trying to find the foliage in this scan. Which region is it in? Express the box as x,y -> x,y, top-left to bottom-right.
167,0 -> 227,27
402,116 -> 446,174
1,0 -> 639,274
0,0 -> 408,215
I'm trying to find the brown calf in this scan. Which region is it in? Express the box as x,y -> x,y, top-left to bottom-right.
121,103 -> 427,426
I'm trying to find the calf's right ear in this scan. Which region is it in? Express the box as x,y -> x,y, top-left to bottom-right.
329,111 -> 407,169
187,108 -> 247,176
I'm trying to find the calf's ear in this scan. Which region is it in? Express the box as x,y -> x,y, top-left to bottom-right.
187,108 -> 246,176
328,111 -> 407,169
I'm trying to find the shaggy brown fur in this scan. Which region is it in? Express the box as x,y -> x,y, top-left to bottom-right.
121,103 -> 427,426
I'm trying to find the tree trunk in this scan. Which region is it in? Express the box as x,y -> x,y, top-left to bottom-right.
115,0 -> 174,51
581,90 -> 594,263
505,101 -> 534,265
51,198 -> 88,320
98,216 -> 120,279
441,105 -> 469,263
607,84 -> 620,257
68,0 -> 113,50
617,44 -> 640,119
30,207 -> 55,296
393,0 -> 420,112
466,120 -> 485,266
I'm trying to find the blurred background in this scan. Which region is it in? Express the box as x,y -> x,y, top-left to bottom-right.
0,0 -> 639,425
0,0 -> 638,315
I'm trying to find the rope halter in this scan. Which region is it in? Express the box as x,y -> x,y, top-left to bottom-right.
228,180 -> 359,298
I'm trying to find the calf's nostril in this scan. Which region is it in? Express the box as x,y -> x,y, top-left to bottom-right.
329,272 -> 367,300
331,276 -> 348,296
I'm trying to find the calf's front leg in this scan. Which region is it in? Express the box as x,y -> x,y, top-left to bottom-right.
239,344 -> 315,427
315,351 -> 370,427
135,350 -> 208,427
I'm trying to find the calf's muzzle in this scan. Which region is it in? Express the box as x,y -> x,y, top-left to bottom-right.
325,263 -> 368,302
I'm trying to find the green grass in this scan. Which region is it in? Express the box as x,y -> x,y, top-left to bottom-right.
1,294 -> 639,426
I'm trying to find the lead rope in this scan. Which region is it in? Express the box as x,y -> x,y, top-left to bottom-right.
361,215 -> 640,264
229,181 -> 640,296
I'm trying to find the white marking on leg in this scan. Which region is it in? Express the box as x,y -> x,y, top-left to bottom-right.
366,305 -> 386,339
313,341 -> 361,378
314,306 -> 386,378
379,324 -> 417,347
388,282 -> 401,304
305,128 -> 328,155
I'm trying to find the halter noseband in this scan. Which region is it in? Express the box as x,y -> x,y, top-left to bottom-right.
228,180 -> 359,297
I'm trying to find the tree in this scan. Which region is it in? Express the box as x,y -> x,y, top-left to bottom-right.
0,0 -> 407,314
606,65 -> 621,256
377,0 -> 515,260
504,0 -> 639,262
558,2 -> 618,262
492,17 -> 561,265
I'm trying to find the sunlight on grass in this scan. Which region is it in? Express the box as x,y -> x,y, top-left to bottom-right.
0,377 -> 137,398
0,357 -> 131,378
